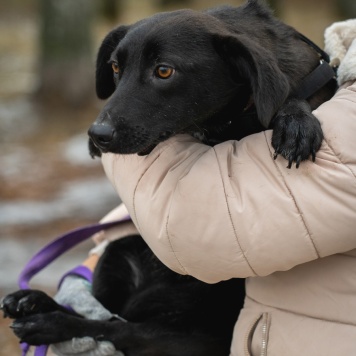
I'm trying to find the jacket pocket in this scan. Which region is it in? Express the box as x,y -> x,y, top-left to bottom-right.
244,312 -> 270,356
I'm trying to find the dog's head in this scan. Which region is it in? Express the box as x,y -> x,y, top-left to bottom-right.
89,7 -> 290,156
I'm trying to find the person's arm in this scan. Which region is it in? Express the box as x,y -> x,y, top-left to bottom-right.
101,37 -> 356,284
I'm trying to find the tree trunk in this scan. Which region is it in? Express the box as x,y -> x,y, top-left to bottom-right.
337,0 -> 356,18
37,0 -> 95,109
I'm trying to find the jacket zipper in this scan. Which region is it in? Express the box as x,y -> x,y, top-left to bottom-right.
260,313 -> 269,356
244,313 -> 262,356
244,312 -> 269,356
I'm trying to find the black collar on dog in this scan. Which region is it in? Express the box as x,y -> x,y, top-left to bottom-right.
294,32 -> 338,100
298,32 -> 330,62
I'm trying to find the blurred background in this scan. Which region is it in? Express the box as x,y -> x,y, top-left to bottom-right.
0,0 -> 354,353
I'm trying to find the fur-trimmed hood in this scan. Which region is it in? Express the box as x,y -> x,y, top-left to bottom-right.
325,19 -> 356,85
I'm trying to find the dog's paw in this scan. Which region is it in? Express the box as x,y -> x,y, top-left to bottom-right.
271,100 -> 323,168
1,290 -> 59,319
10,311 -> 73,345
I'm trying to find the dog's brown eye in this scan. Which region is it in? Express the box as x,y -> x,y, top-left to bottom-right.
155,66 -> 174,79
111,62 -> 119,74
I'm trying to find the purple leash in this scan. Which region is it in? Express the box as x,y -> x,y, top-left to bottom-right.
17,215 -> 131,356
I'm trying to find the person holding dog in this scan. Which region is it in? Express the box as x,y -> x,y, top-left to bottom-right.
53,20 -> 356,356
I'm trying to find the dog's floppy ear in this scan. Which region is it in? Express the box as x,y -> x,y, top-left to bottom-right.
213,33 -> 290,127
96,25 -> 130,99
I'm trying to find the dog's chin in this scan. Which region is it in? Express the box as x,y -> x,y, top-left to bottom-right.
137,143 -> 157,156
137,131 -> 174,156
88,131 -> 174,157
89,139 -> 102,158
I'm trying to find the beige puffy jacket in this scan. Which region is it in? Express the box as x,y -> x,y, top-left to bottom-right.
101,79 -> 356,355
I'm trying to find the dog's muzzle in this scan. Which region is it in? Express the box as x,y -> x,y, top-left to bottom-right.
88,124 -> 115,152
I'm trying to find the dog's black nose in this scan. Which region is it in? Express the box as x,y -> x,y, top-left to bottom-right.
88,124 -> 115,150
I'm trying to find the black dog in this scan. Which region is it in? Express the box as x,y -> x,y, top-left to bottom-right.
2,236 -> 245,355
88,0 -> 336,167
2,1 -> 337,355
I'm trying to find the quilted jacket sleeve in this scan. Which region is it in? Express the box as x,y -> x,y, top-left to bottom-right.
101,82 -> 356,283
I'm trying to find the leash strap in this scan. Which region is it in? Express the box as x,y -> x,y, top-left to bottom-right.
58,265 -> 94,288
298,32 -> 330,63
18,217 -> 130,289
18,215 -> 131,356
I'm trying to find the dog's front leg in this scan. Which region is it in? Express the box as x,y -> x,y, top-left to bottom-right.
271,98 -> 323,168
10,311 -> 229,355
10,311 -> 92,345
9,311 -> 127,346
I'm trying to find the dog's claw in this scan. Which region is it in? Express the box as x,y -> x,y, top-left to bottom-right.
287,157 -> 293,169
96,334 -> 105,342
1,298 -> 8,318
273,149 -> 279,160
295,155 -> 302,169
311,149 -> 316,162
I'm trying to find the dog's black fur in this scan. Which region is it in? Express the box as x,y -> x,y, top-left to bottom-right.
2,1 -> 337,355
88,0 -> 335,167
2,236 -> 245,355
